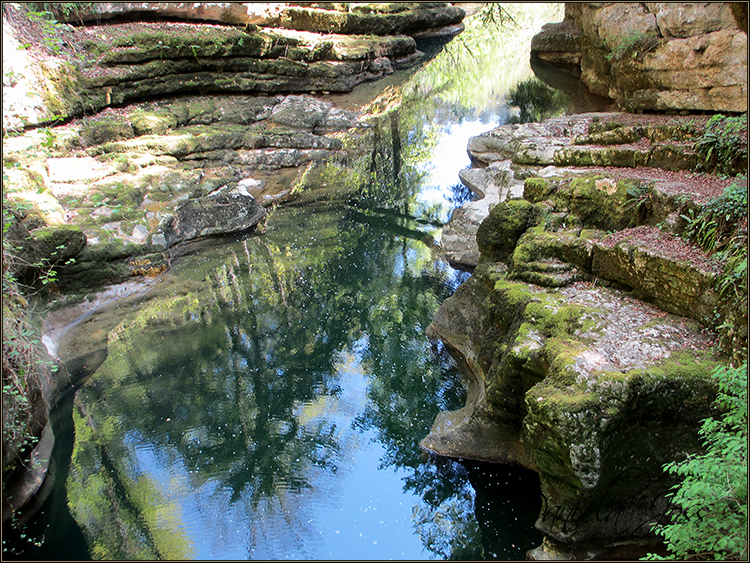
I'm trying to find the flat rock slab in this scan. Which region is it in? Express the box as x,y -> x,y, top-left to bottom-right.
440,160 -> 524,267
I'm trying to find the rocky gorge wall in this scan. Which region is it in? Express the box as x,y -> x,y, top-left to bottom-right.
531,2 -> 747,113
424,110 -> 747,558
2,2 -> 464,130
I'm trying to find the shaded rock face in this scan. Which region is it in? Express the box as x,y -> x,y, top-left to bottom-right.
530,2 -> 747,112
427,111 -> 745,559
2,2 -> 464,130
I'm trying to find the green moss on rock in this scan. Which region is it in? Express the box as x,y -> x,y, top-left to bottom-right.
476,199 -> 536,263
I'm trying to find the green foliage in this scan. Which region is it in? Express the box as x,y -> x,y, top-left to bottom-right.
645,363 -> 748,560
507,77 -> 567,124
23,9 -> 66,54
694,114 -> 748,176
681,178 -> 747,358
683,179 -> 747,253
1,211 -> 49,475
605,31 -> 648,61
620,182 -> 653,222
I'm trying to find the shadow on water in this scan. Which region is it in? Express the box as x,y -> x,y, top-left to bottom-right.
3,388 -> 90,561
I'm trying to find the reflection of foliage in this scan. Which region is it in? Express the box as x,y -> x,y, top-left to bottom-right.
408,3 -> 564,118
411,460 -> 484,560
507,77 -> 568,124
477,3 -> 520,28
66,204 -> 477,558
67,208 -> 355,557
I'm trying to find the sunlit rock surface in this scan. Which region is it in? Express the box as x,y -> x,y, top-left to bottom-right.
425,109 -> 745,558
531,2 -> 747,112
2,3 -> 464,130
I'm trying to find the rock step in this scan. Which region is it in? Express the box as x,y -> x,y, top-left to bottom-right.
553,143 -> 697,172
468,113 -> 704,172
65,3 -> 466,38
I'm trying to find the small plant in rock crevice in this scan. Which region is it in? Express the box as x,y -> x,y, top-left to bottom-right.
694,114 -> 748,176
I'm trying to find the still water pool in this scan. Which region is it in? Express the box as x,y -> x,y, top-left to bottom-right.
6,5 -> 570,559
14,201 -> 542,560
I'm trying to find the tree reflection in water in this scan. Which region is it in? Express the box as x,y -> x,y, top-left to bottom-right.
61,4 -> 568,558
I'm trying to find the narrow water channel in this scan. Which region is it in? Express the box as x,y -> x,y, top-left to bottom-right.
6,5 -> 566,560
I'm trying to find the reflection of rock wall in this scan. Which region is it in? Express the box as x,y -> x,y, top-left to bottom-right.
531,2 -> 747,112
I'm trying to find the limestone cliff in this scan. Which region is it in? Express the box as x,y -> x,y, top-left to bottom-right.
531,2 -> 747,113
426,111 -> 747,559
2,2 -> 464,130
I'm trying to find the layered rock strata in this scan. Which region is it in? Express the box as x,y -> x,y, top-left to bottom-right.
2,2 -> 464,130
530,2 -> 747,113
427,111 -> 746,558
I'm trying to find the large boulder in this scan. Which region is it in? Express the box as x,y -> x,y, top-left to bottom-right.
427,110 -> 743,557
159,184 -> 267,247
530,2 -> 748,112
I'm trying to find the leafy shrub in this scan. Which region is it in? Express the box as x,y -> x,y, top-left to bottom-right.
682,179 -> 747,360
1,212 -> 48,475
694,114 -> 748,176
683,179 -> 747,253
645,363 -> 748,560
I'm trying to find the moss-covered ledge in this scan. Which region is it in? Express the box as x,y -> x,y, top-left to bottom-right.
423,263 -> 723,557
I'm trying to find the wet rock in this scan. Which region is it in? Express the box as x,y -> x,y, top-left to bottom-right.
159,184 -> 267,247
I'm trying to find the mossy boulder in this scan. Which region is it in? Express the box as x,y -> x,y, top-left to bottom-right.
424,263 -> 723,555
511,228 -> 602,287
526,357 -> 718,547
476,199 -> 537,263
159,185 -> 267,247
525,175 -> 647,232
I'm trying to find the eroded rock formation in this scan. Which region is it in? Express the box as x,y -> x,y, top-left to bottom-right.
531,2 -> 748,112
428,111 -> 747,558
1,2 -> 464,130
